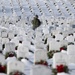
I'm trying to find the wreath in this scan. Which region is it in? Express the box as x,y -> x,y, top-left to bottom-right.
35,60 -> 48,66
5,51 -> 16,59
52,64 -> 69,75
9,71 -> 25,75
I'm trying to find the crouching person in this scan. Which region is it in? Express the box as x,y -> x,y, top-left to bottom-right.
32,15 -> 41,30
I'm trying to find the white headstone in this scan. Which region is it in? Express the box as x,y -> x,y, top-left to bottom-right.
62,31 -> 69,38
7,60 -> 25,75
66,35 -> 74,43
60,40 -> 68,47
68,55 -> 75,63
5,57 -> 17,64
26,34 -> 32,42
0,30 -> 1,37
49,40 -> 61,51
35,42 -> 46,50
22,40 -> 30,48
2,38 -> 9,44
0,43 -> 2,50
43,27 -> 49,35
36,31 -> 42,38
1,30 -> 8,38
73,33 -> 75,37
55,34 -> 63,41
17,44 -> 29,58
0,37 -> 2,43
34,50 -> 48,62
30,65 -> 52,75
5,42 -> 15,52
53,53 -> 68,68
0,54 -> 5,65
57,72 -> 69,75
47,37 -> 53,45
67,45 -> 75,63
67,45 -> 75,55
51,30 -> 60,35
35,37 -> 43,44
11,37 -> 19,46
8,31 -> 14,39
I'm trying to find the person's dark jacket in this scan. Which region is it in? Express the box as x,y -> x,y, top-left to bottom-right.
32,17 -> 41,30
